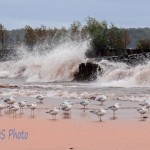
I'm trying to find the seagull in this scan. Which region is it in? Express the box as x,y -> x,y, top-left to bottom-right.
0,101 -> 5,116
36,94 -> 44,103
10,103 -> 20,118
27,102 -> 37,117
137,106 -> 148,121
139,100 -> 150,113
60,102 -> 72,114
90,108 -> 106,122
95,95 -> 107,105
2,96 -> 17,113
18,100 -> 26,114
107,103 -> 120,119
46,107 -> 60,119
2,96 -> 16,106
146,103 -> 150,113
78,100 -> 90,110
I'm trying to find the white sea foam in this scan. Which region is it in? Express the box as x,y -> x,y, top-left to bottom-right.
1,41 -> 150,87
95,59 -> 150,87
0,87 -> 149,102
0,41 -> 88,82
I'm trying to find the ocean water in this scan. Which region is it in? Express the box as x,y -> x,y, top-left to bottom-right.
0,41 -> 150,103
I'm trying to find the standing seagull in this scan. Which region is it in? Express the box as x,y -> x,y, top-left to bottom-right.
2,96 -> 16,106
27,102 -> 37,117
18,100 -> 26,114
0,101 -> 5,116
46,107 -> 60,120
36,94 -> 44,103
60,102 -> 72,114
2,96 -> 17,113
90,108 -> 106,122
107,103 -> 120,119
139,100 -> 150,113
137,106 -> 148,121
78,99 -> 90,110
95,95 -> 107,105
10,103 -> 20,118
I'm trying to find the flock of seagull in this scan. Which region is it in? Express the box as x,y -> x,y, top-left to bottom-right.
0,94 -> 150,121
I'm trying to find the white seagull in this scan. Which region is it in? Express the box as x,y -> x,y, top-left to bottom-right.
10,103 -> 20,118
27,102 -> 37,117
2,96 -> 17,113
36,94 -> 44,103
60,102 -> 72,114
78,99 -> 90,110
0,101 -> 5,116
2,96 -> 16,106
107,103 -> 120,119
95,95 -> 107,105
139,100 -> 150,113
18,100 -> 26,114
46,107 -> 60,119
137,106 -> 148,121
90,108 -> 106,122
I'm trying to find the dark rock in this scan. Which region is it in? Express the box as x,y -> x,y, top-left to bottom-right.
74,62 -> 103,81
95,52 -> 150,66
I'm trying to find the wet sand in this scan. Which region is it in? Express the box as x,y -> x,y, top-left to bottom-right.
1,106 -> 150,150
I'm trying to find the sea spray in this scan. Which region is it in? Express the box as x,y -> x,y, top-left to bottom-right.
96,59 -> 150,87
0,41 -> 88,82
1,41 -> 150,87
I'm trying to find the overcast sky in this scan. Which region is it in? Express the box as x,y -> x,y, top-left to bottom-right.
0,0 -> 150,30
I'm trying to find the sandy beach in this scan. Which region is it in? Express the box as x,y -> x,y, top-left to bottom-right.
1,106 -> 150,150
1,81 -> 150,150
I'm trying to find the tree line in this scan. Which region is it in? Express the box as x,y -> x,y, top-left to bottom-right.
1,17 -> 150,60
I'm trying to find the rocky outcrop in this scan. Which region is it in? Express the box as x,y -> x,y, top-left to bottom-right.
74,52 -> 150,82
95,52 -> 150,66
74,62 -> 103,81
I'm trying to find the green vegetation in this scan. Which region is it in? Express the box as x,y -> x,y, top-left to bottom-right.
1,17 -> 150,60
0,24 -> 8,49
137,39 -> 150,51
0,24 -> 9,59
128,28 -> 150,48
84,17 -> 129,56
